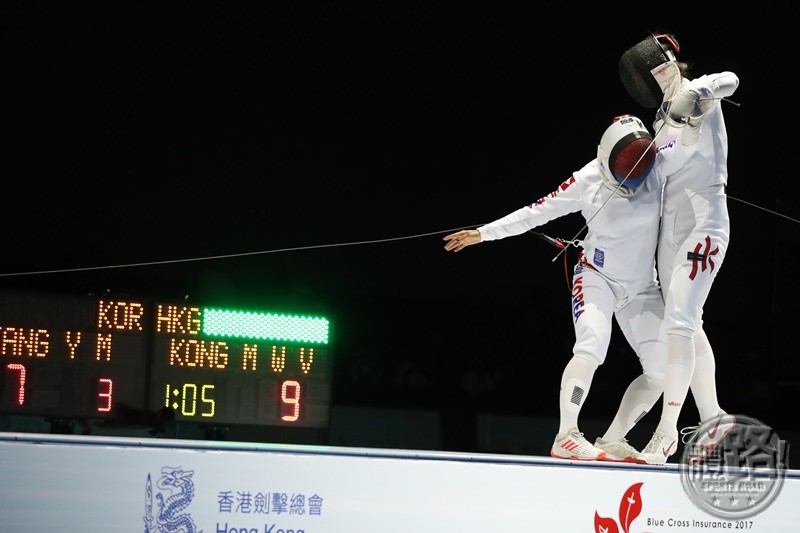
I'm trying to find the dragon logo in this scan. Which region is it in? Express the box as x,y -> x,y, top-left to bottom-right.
145,466 -> 201,533
594,482 -> 643,533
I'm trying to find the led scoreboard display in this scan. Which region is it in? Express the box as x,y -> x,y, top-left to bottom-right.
150,305 -> 331,427
0,291 -> 149,420
0,290 -> 332,429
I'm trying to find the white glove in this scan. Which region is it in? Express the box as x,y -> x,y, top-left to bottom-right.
659,85 -> 714,128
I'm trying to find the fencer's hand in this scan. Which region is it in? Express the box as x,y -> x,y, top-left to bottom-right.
665,88 -> 699,126
443,229 -> 480,252
663,85 -> 714,128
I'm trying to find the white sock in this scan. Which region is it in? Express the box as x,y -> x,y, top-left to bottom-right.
690,329 -> 722,421
602,373 -> 662,442
558,353 -> 598,435
656,333 -> 695,436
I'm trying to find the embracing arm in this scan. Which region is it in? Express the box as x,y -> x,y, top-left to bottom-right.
658,71 -> 739,146
663,72 -> 739,127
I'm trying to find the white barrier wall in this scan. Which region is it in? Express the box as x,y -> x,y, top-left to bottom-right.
1,432 -> 798,532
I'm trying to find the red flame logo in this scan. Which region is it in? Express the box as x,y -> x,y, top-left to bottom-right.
594,482 -> 643,533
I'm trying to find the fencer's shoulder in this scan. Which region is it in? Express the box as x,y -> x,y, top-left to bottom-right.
568,160 -> 606,193
573,160 -> 603,185
576,159 -> 601,178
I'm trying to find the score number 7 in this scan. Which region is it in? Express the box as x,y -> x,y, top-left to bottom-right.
5,364 -> 26,406
4,363 -> 114,414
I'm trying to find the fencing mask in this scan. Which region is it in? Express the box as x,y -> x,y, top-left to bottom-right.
597,115 -> 657,190
619,34 -> 681,108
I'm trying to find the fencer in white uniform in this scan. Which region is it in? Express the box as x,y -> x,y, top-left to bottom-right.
619,33 -> 740,464
444,115 -> 680,462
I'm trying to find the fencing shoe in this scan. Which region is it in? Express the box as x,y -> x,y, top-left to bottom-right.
551,428 -> 606,461
595,437 -> 646,464
681,411 -> 736,464
640,429 -> 679,465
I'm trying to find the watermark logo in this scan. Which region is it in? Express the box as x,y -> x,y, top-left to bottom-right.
679,414 -> 789,519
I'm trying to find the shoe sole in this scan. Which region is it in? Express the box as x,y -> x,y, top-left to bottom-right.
550,449 -> 607,461
597,454 -> 646,464
641,454 -> 669,465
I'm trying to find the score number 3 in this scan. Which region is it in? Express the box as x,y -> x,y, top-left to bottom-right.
4,363 -> 114,414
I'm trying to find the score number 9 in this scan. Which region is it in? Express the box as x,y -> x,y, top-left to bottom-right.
280,379 -> 302,422
163,379 -> 303,423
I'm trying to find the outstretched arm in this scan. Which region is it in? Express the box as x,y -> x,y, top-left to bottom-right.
443,172 -> 587,253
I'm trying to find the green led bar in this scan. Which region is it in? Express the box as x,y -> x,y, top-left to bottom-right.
202,308 -> 329,344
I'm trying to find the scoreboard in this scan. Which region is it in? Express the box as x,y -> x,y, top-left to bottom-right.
0,290 -> 332,429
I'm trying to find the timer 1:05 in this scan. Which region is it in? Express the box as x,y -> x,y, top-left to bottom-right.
162,379 -> 306,423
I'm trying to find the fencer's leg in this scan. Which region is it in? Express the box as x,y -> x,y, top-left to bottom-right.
656,332 -> 695,434
557,352 -> 599,435
640,333 -> 694,464
606,283 -> 666,442
683,329 -> 735,464
558,269 -> 612,435
690,328 -> 722,421
601,373 -> 662,442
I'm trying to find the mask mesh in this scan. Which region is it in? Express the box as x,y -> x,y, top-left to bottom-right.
619,37 -> 670,108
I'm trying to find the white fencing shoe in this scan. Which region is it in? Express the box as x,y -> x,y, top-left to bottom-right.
551,428 -> 606,461
640,429 -> 679,465
681,411 -> 736,464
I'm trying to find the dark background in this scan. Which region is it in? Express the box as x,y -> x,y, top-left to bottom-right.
3,4 -> 798,451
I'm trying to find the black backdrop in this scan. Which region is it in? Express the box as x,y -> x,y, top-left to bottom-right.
3,4 -> 799,450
